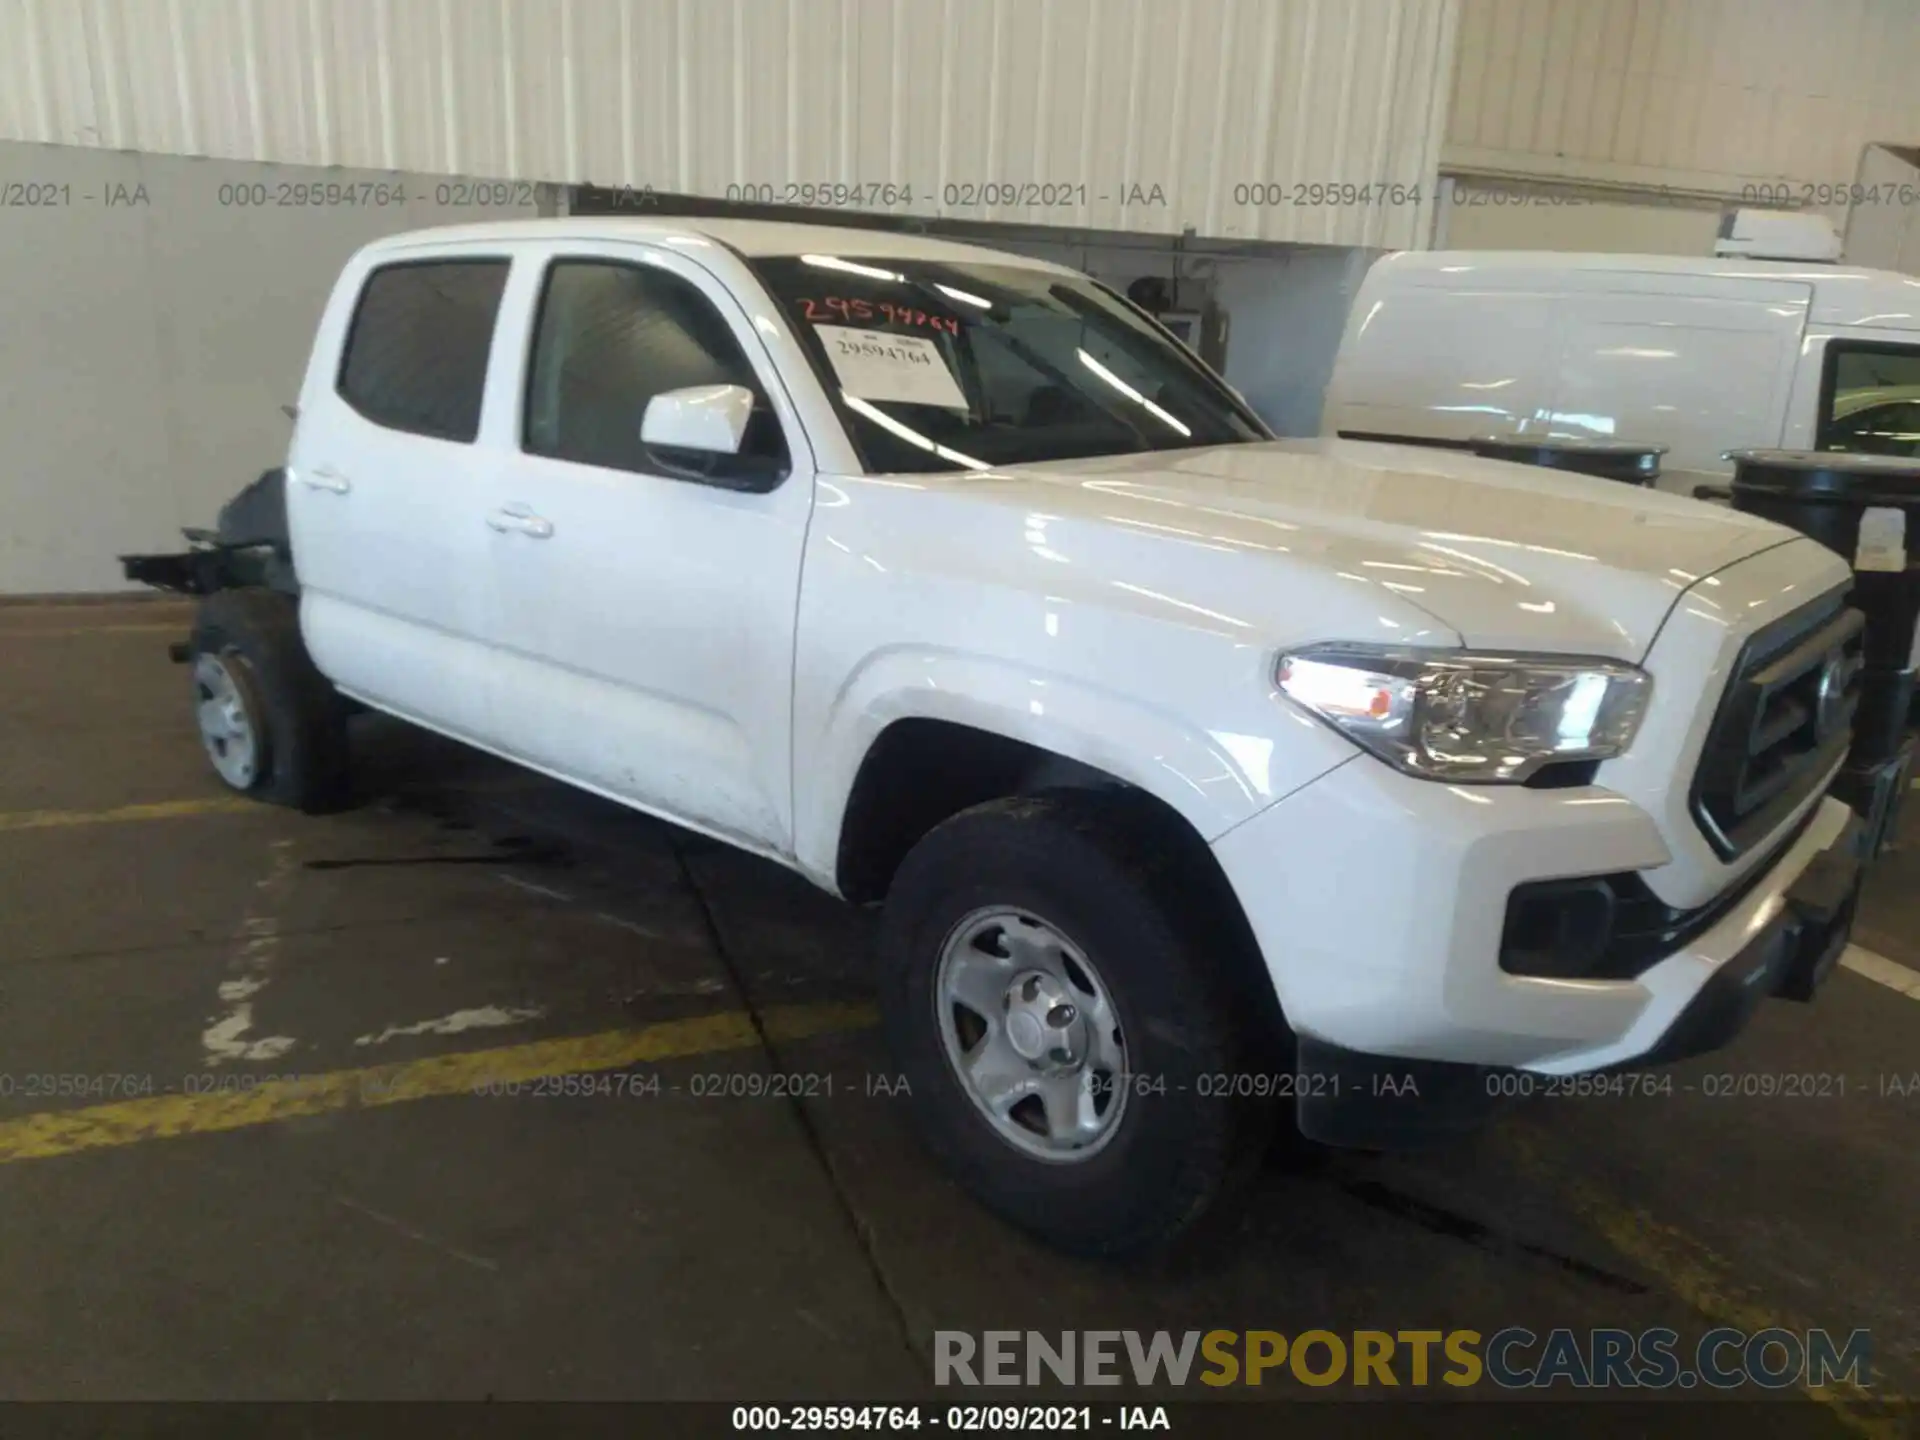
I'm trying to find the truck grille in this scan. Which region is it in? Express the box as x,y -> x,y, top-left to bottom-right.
1691,589 -> 1864,860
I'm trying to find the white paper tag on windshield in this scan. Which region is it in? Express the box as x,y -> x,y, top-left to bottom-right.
1856,506 -> 1907,573
814,325 -> 968,410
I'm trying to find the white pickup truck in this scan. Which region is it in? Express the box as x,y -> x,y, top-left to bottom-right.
126,218 -> 1869,1257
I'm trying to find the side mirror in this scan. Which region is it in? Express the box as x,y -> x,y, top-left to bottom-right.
640,384 -> 755,456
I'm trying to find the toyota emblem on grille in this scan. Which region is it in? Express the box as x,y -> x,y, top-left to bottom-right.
1814,651 -> 1848,737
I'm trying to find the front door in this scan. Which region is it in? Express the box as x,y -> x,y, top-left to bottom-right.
476,242 -> 815,856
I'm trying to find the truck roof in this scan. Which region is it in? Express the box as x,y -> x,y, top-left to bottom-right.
364,215 -> 1076,273
1375,249 -> 1920,330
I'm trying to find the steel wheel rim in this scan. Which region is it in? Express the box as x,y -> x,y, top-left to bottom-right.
193,653 -> 261,789
935,906 -> 1129,1163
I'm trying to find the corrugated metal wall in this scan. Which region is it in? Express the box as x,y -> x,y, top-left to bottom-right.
1447,0 -> 1920,196
0,141 -> 546,594
0,0 -> 1456,249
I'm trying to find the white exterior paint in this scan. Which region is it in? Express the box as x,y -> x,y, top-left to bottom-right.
1324,248 -> 1920,493
277,215 -> 1857,1080
1219,766 -> 1853,1069
0,0 -> 1457,248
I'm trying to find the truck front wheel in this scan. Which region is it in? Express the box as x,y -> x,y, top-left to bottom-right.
188,589 -> 351,813
878,792 -> 1275,1257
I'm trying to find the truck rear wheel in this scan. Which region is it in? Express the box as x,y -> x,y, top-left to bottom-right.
188,589 -> 352,813
877,791 -> 1275,1257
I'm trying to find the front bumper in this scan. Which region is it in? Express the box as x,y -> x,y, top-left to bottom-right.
1211,756 -> 1864,1144
1289,811 -> 1862,1148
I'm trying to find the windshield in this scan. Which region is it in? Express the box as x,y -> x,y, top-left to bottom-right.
748,254 -> 1271,474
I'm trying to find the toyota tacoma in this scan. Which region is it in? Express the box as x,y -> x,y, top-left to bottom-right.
123,218 -> 1868,1256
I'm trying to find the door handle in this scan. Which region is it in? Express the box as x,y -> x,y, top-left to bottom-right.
296,466 -> 352,495
486,507 -> 554,539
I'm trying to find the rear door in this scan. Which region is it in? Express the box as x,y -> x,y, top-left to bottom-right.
287,246 -> 513,744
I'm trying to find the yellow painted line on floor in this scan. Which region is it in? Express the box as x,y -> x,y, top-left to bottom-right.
0,1000 -> 877,1167
1510,1135 -> 1911,1437
0,622 -> 187,637
1841,944 -> 1920,998
0,797 -> 258,834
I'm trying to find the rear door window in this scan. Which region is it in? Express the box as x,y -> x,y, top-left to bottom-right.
337,259 -> 510,442
1820,342 -> 1920,456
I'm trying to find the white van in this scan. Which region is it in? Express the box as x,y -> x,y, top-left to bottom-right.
1322,250 -> 1920,494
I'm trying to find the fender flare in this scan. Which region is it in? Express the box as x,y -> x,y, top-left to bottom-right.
796,646 -> 1353,886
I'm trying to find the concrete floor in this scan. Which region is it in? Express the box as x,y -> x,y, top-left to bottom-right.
0,598 -> 1915,1428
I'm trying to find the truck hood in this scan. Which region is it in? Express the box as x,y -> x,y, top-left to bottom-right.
970,438 -> 1801,660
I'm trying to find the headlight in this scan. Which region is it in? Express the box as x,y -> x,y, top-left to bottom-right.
1276,644 -> 1651,782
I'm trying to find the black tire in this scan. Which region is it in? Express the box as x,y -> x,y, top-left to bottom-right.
878,791 -> 1278,1258
189,588 -> 352,813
